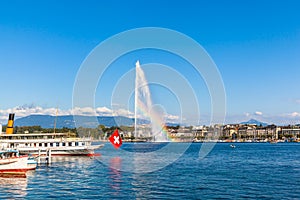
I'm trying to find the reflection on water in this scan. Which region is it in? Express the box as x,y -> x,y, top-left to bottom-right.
39,156 -> 96,163
99,142 -> 190,173
38,156 -> 95,168
109,157 -> 122,196
0,177 -> 28,198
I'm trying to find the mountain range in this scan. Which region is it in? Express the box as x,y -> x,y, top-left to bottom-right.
13,115 -> 268,128
14,115 -> 177,128
14,115 -> 138,128
240,119 -> 268,126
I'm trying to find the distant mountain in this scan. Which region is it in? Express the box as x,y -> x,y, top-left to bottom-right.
165,122 -> 180,127
240,119 -> 268,126
14,115 -> 150,128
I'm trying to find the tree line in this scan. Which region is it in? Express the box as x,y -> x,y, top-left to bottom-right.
1,125 -> 133,139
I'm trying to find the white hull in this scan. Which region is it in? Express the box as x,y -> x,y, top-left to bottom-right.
18,144 -> 104,156
0,156 -> 36,174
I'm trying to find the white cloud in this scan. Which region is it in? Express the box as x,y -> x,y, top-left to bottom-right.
112,108 -> 134,118
95,107 -> 113,115
72,107 -> 101,116
165,114 -> 180,122
3,105 -> 300,126
286,112 -> 300,117
254,111 -> 263,116
0,106 -> 98,124
0,105 -> 183,125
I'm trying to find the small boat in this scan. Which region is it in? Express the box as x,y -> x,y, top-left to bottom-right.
0,149 -> 36,177
230,144 -> 236,148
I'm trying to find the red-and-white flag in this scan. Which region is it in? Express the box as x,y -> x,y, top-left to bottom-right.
109,129 -> 122,149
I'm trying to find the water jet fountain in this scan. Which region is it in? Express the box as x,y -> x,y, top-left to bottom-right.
134,61 -> 169,142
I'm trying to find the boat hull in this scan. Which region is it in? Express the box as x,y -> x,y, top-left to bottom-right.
0,156 -> 36,176
18,144 -> 104,157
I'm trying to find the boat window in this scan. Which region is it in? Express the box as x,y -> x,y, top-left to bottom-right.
45,143 -> 48,147
69,142 -> 72,146
62,143 -> 66,146
39,143 -> 42,147
75,142 -> 78,146
82,142 -> 85,146
50,143 -> 53,147
56,142 -> 59,147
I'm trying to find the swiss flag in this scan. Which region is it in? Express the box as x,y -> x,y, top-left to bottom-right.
109,129 -> 122,149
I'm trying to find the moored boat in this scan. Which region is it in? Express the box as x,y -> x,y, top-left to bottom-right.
0,132 -> 104,157
0,149 -> 36,177
0,113 -> 104,157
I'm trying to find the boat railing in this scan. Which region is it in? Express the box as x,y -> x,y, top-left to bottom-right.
0,137 -> 94,143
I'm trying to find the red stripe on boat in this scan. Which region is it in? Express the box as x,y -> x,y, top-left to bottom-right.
87,153 -> 101,157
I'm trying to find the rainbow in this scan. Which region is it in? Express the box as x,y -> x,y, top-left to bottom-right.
135,99 -> 179,142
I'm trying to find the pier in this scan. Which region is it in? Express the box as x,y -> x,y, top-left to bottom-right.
37,148 -> 52,165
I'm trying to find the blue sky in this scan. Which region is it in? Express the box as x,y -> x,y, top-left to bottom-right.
0,0 -> 300,125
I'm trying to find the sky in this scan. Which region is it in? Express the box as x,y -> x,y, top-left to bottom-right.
0,0 -> 300,125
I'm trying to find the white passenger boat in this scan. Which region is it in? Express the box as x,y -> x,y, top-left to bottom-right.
0,113 -> 104,157
0,132 -> 104,157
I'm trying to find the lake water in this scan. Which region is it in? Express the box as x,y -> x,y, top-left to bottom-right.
0,143 -> 299,199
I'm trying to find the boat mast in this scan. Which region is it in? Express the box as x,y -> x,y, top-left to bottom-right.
54,106 -> 58,134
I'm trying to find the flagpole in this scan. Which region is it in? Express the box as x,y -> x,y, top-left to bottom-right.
54,106 -> 58,135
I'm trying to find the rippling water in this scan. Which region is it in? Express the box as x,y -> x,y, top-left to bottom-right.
0,143 -> 299,199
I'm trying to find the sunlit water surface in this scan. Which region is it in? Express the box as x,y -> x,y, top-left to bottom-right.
0,143 -> 299,199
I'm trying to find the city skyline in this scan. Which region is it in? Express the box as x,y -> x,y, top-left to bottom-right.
0,1 -> 300,125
